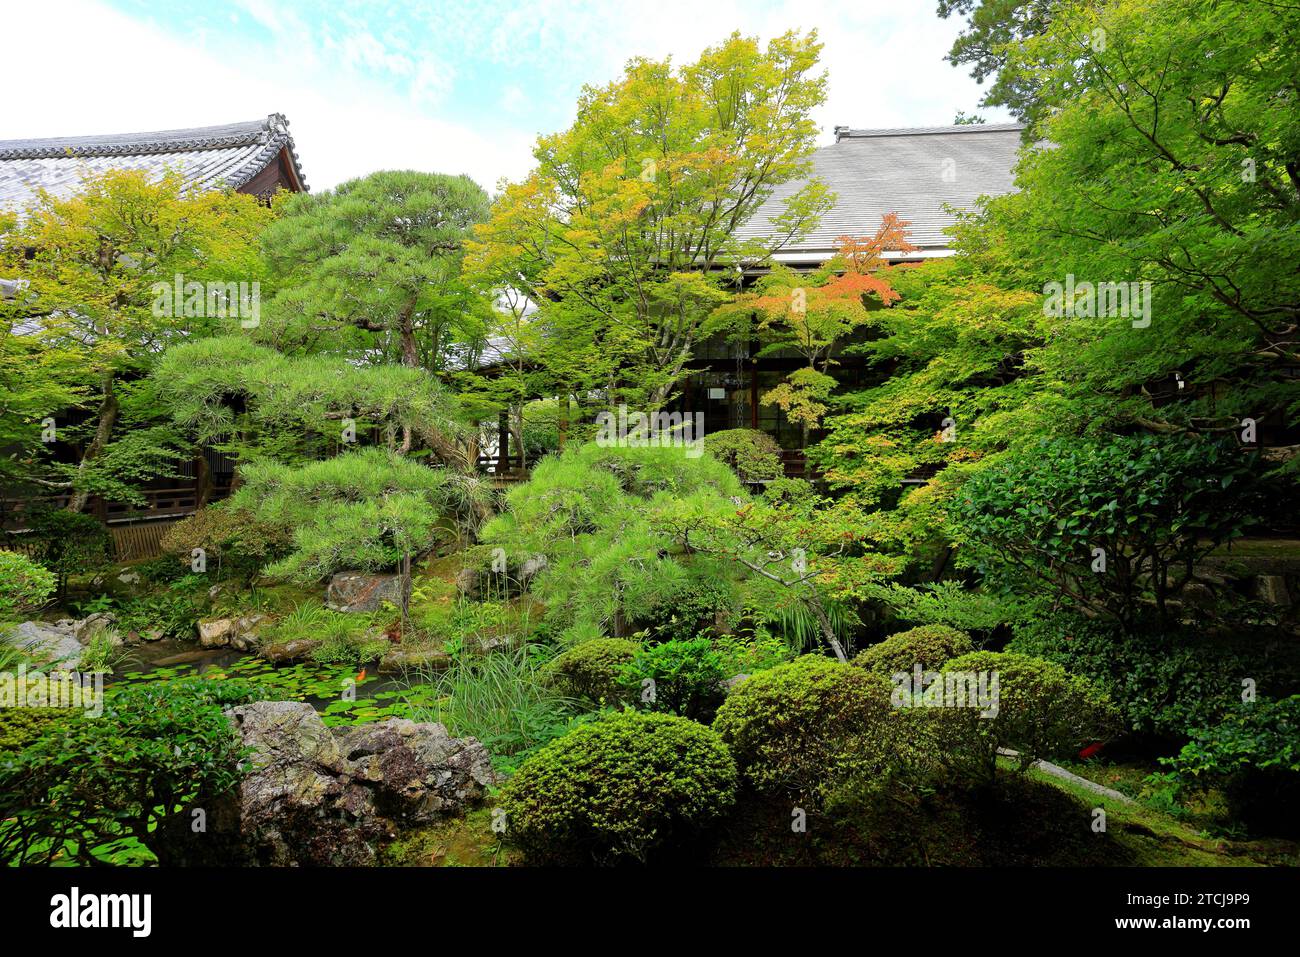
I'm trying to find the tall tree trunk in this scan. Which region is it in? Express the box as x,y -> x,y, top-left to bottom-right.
195,452 -> 213,508
67,377 -> 118,514
806,590 -> 848,662
511,405 -> 525,471
399,303 -> 420,368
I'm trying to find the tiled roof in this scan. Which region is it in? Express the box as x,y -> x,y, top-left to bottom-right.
0,114 -> 308,212
737,123 -> 1024,263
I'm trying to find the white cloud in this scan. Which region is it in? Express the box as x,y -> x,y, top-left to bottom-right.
1,0 -> 1009,193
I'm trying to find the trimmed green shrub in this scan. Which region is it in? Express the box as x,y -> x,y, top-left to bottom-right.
541,638 -> 639,706
622,638 -> 726,720
499,710 -> 736,864
0,702 -> 69,754
853,624 -> 974,678
704,428 -> 784,482
712,655 -> 903,803
1162,695 -> 1300,837
160,504 -> 293,579
0,550 -> 55,619
931,651 -> 1120,787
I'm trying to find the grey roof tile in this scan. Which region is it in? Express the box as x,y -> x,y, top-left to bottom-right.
737,123 -> 1024,258
0,113 -> 308,212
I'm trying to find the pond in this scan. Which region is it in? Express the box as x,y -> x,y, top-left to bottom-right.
111,640 -> 443,727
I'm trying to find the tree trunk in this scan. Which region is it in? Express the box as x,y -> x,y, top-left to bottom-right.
557,397 -> 570,451
66,377 -> 118,514
195,452 -> 213,508
806,590 -> 848,662
399,304 -> 420,368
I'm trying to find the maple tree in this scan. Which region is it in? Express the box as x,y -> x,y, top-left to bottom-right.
715,215 -> 916,447
0,169 -> 272,511
466,30 -> 833,414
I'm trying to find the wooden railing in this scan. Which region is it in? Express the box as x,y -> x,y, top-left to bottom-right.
1,485 -> 230,530
475,453 -> 532,485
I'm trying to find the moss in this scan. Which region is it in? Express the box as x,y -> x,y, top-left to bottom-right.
709,767 -> 1294,866
499,710 -> 737,865
379,807 -> 519,867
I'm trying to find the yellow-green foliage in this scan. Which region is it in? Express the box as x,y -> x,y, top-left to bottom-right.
853,624 -> 974,678
0,551 -> 55,619
703,429 -> 784,482
541,638 -> 639,706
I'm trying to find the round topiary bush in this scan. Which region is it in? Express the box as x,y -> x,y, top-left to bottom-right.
712,655 -> 902,803
541,638 -> 639,705
703,428 -> 784,482
498,709 -> 737,864
853,624 -> 975,678
932,651 -> 1120,786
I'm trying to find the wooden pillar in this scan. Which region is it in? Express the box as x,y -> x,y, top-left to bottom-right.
497,411 -> 510,475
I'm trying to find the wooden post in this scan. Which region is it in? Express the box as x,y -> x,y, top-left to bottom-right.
497,411 -> 510,475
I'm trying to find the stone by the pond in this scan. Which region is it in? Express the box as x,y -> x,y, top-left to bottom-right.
378,646 -> 452,674
74,612 -> 116,643
261,637 -> 323,664
326,571 -> 406,613
5,621 -> 82,667
335,718 -> 497,823
158,702 -> 495,866
230,614 -> 268,652
198,617 -> 235,648
199,614 -> 267,650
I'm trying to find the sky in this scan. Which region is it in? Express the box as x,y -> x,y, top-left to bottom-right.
1,0 -> 1011,193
